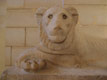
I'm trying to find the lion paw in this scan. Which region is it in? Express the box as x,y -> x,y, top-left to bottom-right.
17,57 -> 46,72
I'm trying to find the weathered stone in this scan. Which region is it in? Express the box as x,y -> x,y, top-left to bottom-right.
1,67 -> 107,80
12,47 -> 31,65
64,0 -> 107,4
6,28 -> 25,46
24,0 -> 62,8
15,7 -> 107,71
4,6 -> 107,80
7,0 -> 24,8
5,47 -> 11,66
26,28 -> 40,46
7,10 -> 37,27
64,5 -> 107,25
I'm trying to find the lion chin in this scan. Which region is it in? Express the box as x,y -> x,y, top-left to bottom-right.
48,35 -> 67,44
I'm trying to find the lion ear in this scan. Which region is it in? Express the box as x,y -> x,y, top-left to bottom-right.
35,7 -> 48,26
65,7 -> 78,26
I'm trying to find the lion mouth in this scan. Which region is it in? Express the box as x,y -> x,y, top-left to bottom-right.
54,38 -> 67,44
49,35 -> 67,44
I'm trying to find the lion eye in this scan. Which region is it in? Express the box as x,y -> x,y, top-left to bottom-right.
63,14 -> 67,19
48,14 -> 53,19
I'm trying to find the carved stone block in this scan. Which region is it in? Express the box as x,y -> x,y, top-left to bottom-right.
1,66 -> 107,80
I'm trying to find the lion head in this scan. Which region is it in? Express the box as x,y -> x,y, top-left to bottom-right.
35,7 -> 78,51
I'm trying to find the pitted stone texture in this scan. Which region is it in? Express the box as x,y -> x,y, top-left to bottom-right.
5,47 -> 11,66
1,67 -> 107,80
64,0 -> 107,4
6,28 -> 25,46
24,0 -> 62,8
7,0 -> 24,8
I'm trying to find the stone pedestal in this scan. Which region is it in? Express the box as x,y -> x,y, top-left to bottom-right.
1,65 -> 107,80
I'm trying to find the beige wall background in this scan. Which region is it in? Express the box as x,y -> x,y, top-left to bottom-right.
5,0 -> 107,69
0,0 -> 6,74
0,28 -> 5,75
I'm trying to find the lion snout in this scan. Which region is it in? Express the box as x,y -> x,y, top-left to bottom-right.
49,30 -> 64,36
53,26 -> 62,31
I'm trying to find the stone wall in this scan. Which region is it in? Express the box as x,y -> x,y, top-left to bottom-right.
0,0 -> 6,74
5,0 -> 62,67
6,0 -> 107,68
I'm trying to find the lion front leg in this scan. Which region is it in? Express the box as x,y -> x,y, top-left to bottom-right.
15,53 -> 47,72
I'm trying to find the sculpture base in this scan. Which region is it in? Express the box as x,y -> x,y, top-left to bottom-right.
1,66 -> 107,80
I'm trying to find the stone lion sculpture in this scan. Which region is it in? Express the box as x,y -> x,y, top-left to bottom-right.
16,6 -> 107,72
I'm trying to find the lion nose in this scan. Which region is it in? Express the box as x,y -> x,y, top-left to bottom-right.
54,26 -> 62,31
